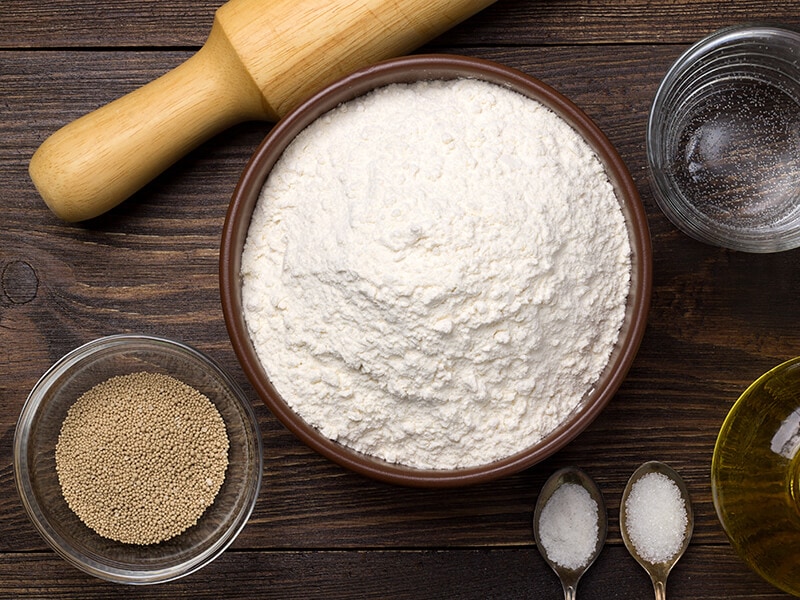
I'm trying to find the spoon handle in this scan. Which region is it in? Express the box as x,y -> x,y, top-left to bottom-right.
652,579 -> 667,600
562,583 -> 577,600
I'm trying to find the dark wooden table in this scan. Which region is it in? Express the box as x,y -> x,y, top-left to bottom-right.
3,1 -> 800,598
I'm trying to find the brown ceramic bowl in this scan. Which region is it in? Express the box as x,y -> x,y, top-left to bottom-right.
220,54 -> 652,487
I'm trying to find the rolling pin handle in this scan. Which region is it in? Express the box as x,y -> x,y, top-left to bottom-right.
29,21 -> 269,223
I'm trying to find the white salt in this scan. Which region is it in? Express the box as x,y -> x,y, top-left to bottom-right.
624,472 -> 688,564
538,482 -> 599,570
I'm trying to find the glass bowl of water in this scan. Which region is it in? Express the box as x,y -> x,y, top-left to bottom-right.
647,24 -> 800,253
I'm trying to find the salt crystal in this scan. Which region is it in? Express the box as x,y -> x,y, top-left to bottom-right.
538,482 -> 599,570
624,472 -> 688,564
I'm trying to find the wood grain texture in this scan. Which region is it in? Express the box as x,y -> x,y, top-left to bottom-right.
0,547 -> 787,599
4,0 -> 800,47
3,0 -> 800,597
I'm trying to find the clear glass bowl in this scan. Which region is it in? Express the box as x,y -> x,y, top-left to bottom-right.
647,25 -> 800,253
14,334 -> 263,584
712,357 -> 800,596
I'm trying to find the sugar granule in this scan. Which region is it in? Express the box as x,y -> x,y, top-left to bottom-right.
624,472 -> 688,564
538,482 -> 599,570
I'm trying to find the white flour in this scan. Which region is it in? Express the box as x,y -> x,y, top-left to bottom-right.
241,78 -> 631,470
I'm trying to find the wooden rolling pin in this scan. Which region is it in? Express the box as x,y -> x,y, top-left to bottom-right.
29,0 -> 496,222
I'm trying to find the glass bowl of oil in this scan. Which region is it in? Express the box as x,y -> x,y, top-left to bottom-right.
647,24 -> 800,253
712,356 -> 800,596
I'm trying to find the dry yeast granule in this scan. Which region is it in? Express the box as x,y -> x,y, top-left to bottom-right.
55,371 -> 229,545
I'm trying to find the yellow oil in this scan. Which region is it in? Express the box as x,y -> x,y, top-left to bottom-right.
712,357 -> 800,596
790,453 -> 800,513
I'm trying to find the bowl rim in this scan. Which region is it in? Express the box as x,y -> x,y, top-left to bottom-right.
220,53 -> 652,487
13,333 -> 263,584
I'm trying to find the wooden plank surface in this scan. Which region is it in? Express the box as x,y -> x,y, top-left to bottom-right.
3,0 -> 800,597
0,547 -> 789,600
4,0 -> 800,47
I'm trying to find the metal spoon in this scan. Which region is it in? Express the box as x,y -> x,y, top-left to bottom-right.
533,467 -> 607,600
619,461 -> 694,600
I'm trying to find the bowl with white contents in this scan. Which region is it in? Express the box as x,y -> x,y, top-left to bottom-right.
648,25 -> 800,252
220,54 -> 651,487
14,334 -> 263,584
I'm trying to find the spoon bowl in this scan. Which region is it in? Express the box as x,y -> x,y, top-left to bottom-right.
533,467 -> 607,599
620,461 -> 694,600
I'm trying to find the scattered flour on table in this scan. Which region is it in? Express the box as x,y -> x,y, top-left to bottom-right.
241,78 -> 632,470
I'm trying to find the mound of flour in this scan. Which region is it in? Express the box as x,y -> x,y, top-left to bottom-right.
241,78 -> 631,470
